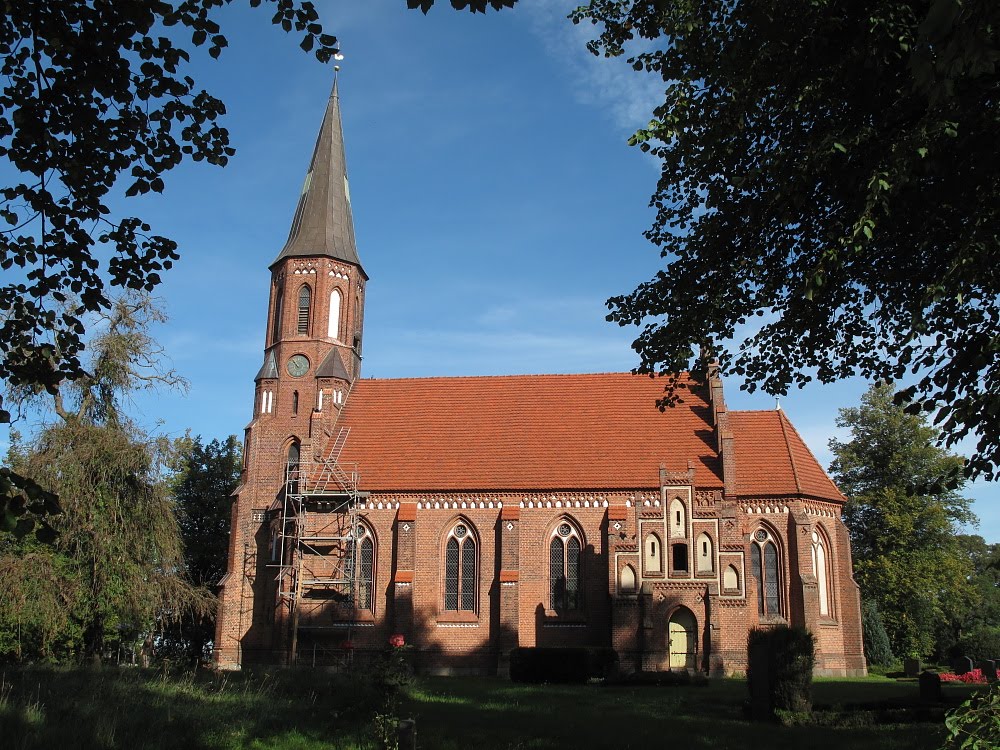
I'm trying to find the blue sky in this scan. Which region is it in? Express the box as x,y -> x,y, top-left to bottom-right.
3,1 -> 998,541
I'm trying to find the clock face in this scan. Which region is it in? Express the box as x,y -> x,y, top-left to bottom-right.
286,354 -> 310,378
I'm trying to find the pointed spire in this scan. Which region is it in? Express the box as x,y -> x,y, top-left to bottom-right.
272,76 -> 363,270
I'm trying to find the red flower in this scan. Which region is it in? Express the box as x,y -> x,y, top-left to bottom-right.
389,633 -> 405,648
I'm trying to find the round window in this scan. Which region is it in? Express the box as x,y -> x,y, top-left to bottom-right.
558,523 -> 572,537
454,524 -> 467,539
754,529 -> 768,543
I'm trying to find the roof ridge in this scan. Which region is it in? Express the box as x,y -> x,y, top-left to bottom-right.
777,409 -> 846,501
356,371 -> 696,383
777,410 -> 804,495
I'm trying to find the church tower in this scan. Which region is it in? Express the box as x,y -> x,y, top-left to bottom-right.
214,78 -> 366,668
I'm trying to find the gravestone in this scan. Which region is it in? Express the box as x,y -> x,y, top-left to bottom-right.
919,670 -> 942,703
397,719 -> 416,750
904,657 -> 921,677
951,656 -> 973,676
978,660 -> 997,683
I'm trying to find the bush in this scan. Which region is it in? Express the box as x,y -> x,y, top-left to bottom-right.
509,647 -> 618,683
941,682 -> 1000,750
955,625 -> 1000,663
747,625 -> 816,719
861,600 -> 894,668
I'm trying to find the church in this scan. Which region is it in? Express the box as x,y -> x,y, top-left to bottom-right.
213,79 -> 867,677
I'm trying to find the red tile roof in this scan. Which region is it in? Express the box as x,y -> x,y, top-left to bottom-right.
334,373 -> 722,492
729,410 -> 845,502
328,373 -> 844,503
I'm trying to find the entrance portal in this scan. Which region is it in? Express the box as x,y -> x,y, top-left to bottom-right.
668,607 -> 697,670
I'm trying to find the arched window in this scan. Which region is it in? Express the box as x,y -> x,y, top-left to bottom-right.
750,528 -> 782,617
723,564 -> 739,591
644,532 -> 662,573
669,497 -> 686,538
286,441 -> 300,494
292,390 -> 299,415
328,288 -> 342,339
297,285 -> 311,335
549,520 -> 583,611
444,521 -> 477,612
811,529 -> 832,617
619,564 -> 637,594
356,523 -> 375,611
696,532 -> 714,573
271,284 -> 283,343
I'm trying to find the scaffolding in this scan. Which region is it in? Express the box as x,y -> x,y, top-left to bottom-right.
272,427 -> 365,664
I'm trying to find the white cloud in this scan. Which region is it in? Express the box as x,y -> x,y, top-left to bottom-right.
517,1 -> 663,134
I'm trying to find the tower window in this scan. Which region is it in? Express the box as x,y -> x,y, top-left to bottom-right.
297,285 -> 311,334
292,391 -> 299,415
271,285 -> 283,343
328,288 -> 342,339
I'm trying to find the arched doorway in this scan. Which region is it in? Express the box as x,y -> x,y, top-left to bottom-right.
668,607 -> 697,670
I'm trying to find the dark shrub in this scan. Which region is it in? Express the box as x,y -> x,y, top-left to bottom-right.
747,625 -> 816,719
509,647 -> 617,683
861,600 -> 894,667
955,625 -> 1000,663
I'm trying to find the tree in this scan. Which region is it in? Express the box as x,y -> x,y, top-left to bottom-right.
860,600 -> 894,668
165,433 -> 242,662
829,382 -> 978,659
0,293 -> 210,660
565,0 -> 1000,481
1,0 -> 339,532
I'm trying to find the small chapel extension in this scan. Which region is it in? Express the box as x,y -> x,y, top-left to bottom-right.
212,78 -> 867,677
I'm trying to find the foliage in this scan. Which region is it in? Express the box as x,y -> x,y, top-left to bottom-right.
0,0 -> 339,534
373,637 -> 414,750
941,682 -> 1000,750
570,0 -> 1000,481
948,535 -> 1000,660
862,600 -> 895,669
0,294 -> 211,660
158,434 -> 241,663
830,382 -> 978,659
747,625 -> 816,718
955,626 -> 1000,664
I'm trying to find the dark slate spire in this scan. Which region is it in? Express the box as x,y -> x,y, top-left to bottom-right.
272,77 -> 362,270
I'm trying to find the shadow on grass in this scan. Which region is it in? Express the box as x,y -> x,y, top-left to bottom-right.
0,666 -> 380,750
402,677 -> 960,750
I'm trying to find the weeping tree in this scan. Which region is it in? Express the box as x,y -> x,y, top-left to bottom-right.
0,294 -> 212,660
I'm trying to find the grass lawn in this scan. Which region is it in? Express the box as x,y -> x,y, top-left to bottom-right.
0,667 -> 982,750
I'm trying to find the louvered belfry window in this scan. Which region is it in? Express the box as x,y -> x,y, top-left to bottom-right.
271,285 -> 283,343
444,523 -> 477,612
297,285 -> 311,334
549,521 -> 582,612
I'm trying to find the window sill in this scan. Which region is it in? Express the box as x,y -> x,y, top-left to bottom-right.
695,571 -> 715,578
542,610 -> 587,623
436,610 -> 479,624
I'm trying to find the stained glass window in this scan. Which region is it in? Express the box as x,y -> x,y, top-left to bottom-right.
358,536 -> 374,610
750,532 -> 782,617
444,523 -> 476,612
550,521 -> 583,611
444,537 -> 459,611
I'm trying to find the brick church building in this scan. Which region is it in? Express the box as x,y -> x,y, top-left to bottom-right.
213,79 -> 867,677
